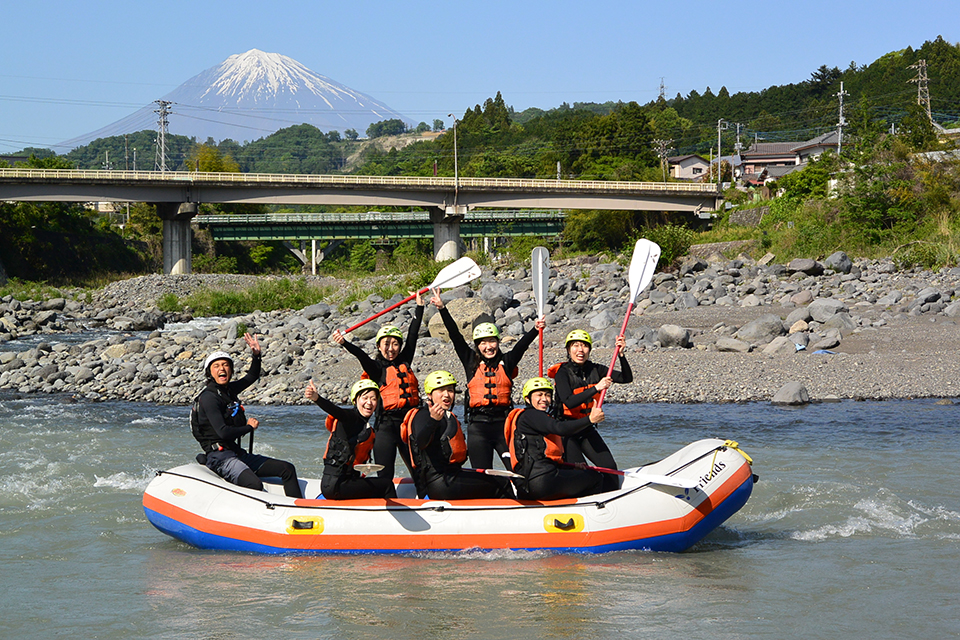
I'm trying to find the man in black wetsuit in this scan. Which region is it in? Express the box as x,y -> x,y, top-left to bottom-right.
190,332 -> 303,498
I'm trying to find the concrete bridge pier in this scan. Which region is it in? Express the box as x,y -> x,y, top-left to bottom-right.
156,202 -> 198,274
431,205 -> 467,261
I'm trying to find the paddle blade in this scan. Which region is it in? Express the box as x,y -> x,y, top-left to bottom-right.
354,463 -> 385,475
430,256 -> 482,290
627,239 -> 662,302
531,246 -> 549,318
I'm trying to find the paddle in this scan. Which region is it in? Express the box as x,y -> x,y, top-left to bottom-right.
248,430 -> 254,454
464,467 -> 524,479
354,463 -> 384,475
595,239 -> 661,409
343,256 -> 482,333
560,462 -> 698,489
531,246 -> 549,376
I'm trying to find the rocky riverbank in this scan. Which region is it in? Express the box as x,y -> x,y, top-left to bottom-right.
3,250 -> 960,405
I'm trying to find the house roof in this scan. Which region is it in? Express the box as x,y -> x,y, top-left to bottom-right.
791,131 -> 839,152
667,154 -> 707,164
742,142 -> 797,157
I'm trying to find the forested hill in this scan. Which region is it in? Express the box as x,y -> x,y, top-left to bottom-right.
9,36 -> 960,182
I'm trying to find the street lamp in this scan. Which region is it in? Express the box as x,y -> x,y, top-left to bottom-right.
447,113 -> 459,204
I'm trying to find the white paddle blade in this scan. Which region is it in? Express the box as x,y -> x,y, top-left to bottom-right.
624,472 -> 699,489
430,256 -> 482,290
353,463 -> 385,474
627,239 -> 662,301
481,468 -> 524,479
531,246 -> 549,318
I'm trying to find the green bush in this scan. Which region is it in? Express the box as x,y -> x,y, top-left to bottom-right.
640,223 -> 695,269
157,292 -> 181,313
180,278 -> 332,317
349,241 -> 376,272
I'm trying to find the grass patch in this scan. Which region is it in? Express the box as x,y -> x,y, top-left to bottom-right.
170,278 -> 335,316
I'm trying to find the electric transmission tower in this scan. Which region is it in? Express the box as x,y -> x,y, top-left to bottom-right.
154,100 -> 172,172
908,60 -> 945,132
652,138 -> 673,181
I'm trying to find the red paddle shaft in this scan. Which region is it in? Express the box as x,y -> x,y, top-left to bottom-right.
343,287 -> 427,333
538,326 -> 544,376
595,301 -> 635,409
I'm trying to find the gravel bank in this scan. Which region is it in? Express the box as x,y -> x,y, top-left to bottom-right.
3,251 -> 960,405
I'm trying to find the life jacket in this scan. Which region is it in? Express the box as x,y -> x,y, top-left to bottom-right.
189,386 -> 246,453
400,407 -> 468,474
547,362 -> 593,420
504,407 -> 564,476
363,363 -> 419,412
323,414 -> 375,470
467,361 -> 517,410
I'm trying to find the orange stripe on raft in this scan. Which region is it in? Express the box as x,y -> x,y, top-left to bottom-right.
144,462 -> 751,552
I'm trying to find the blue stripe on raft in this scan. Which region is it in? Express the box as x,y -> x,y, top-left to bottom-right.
143,474 -> 754,555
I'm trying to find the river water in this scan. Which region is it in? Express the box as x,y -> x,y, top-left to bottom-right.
1,395 -> 958,639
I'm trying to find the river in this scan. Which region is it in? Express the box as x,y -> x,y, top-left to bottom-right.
1,396 -> 957,639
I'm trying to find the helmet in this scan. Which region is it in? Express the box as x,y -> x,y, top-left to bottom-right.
565,329 -> 593,348
472,322 -> 501,342
423,370 -> 458,395
522,377 -> 554,400
376,325 -> 403,345
203,351 -> 233,377
350,379 -> 381,404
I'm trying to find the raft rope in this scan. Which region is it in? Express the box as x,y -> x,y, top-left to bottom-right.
707,440 -> 753,480
154,441 -> 748,514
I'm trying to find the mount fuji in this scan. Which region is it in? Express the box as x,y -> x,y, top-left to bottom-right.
60,49 -> 414,149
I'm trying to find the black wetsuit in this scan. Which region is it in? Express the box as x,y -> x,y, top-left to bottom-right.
312,395 -> 397,500
341,305 -> 424,479
191,354 -> 302,498
407,407 -> 513,500
553,356 -> 632,469
439,306 -> 538,469
511,407 -> 617,500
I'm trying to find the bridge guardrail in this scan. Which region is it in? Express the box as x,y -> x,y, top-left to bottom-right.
0,168 -> 720,195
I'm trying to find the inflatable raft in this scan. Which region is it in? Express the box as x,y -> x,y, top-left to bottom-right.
143,438 -> 755,554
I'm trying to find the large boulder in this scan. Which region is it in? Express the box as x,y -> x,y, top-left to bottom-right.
657,324 -> 692,348
428,298 -> 494,343
823,251 -> 853,274
772,381 -> 810,405
808,298 -> 848,323
735,314 -> 785,343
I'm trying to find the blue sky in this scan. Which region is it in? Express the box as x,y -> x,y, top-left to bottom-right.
1,0 -> 954,154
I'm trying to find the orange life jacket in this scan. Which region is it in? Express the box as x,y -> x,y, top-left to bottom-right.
467,361 -> 517,409
399,407 -> 467,471
362,363 -> 419,412
504,407 -> 564,473
323,414 -> 375,469
547,362 -> 593,420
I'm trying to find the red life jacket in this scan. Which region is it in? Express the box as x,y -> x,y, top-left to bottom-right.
323,414 -> 375,469
400,407 -> 467,470
467,361 -> 517,409
547,362 -> 593,420
504,407 -> 564,473
362,362 -> 419,412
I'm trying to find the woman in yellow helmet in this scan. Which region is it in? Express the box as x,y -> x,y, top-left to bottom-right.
304,378 -> 397,500
504,377 -> 615,500
331,290 -> 425,480
548,329 -> 632,470
430,290 -> 545,471
399,370 -> 513,500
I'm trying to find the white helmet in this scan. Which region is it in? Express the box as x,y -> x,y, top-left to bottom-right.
203,351 -> 233,377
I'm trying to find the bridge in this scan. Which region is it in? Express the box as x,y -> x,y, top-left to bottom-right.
0,168 -> 720,273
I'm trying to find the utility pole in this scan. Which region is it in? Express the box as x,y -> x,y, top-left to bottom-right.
124,134 -> 129,171
835,81 -> 848,156
716,119 -> 728,186
908,60 -> 933,123
154,99 -> 172,172
652,138 -> 672,181
733,123 -> 743,183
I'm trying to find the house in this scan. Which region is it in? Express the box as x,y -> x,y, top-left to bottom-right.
666,154 -> 709,180
791,131 -> 839,163
740,142 -> 798,174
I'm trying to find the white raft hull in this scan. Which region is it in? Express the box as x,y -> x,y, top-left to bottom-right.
143,438 -> 754,554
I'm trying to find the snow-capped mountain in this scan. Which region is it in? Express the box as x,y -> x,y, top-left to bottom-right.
60,49 -> 413,149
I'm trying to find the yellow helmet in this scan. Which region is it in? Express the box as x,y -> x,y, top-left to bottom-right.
350,379 -> 381,404
522,377 -> 554,400
423,370 -> 458,395
376,325 -> 403,345
472,322 -> 501,342
565,329 -> 592,348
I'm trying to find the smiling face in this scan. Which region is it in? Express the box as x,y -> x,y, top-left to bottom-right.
429,385 -> 456,411
529,389 -> 553,411
355,389 -> 380,418
208,359 -> 233,385
378,336 -> 401,361
476,337 -> 500,359
567,340 -> 591,365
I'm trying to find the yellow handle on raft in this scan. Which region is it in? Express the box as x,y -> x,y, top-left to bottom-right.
722,440 -> 753,465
